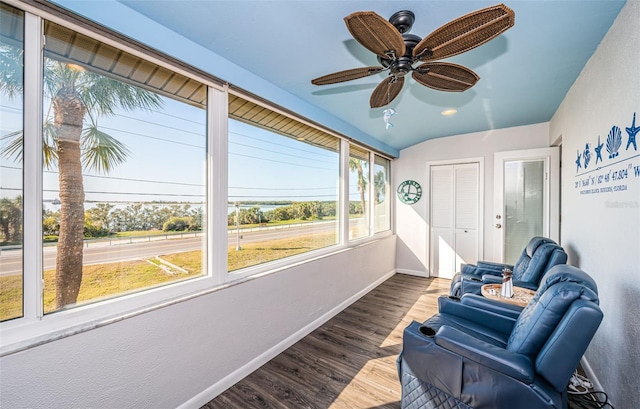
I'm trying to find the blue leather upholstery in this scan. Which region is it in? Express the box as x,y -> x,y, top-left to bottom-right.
455,264 -> 599,319
398,265 -> 603,409
450,236 -> 568,297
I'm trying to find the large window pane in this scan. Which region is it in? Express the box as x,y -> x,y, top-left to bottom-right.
41,22 -> 207,313
374,155 -> 390,233
349,144 -> 369,240
0,3 -> 24,322
228,115 -> 340,272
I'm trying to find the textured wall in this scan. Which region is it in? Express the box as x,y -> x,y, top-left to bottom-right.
550,1 -> 640,407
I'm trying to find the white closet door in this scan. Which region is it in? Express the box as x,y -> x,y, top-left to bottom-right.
430,162 -> 480,278
454,164 -> 479,272
430,165 -> 455,278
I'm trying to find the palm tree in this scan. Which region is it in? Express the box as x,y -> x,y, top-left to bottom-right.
348,157 -> 368,216
1,49 -> 162,308
373,170 -> 386,205
0,196 -> 22,243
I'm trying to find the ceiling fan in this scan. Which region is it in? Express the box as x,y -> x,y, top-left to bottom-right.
311,4 -> 515,108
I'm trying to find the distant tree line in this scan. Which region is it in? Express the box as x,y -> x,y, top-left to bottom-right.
0,196 -> 380,245
226,201 -> 367,226
42,203 -> 204,240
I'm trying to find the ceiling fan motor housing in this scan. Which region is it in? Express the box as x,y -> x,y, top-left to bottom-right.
377,33 -> 423,77
389,10 -> 415,34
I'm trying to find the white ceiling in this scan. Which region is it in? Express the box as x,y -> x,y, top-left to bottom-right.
112,1 -> 626,152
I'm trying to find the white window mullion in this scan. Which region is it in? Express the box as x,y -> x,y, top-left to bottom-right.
22,12 -> 44,320
340,139 -> 349,245
368,152 -> 375,236
209,85 -> 229,284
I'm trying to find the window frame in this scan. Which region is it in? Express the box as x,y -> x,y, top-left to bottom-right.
225,91 -> 343,279
0,2 -> 224,353
0,0 -> 393,355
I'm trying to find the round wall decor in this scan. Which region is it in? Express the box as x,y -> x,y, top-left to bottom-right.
397,180 -> 422,204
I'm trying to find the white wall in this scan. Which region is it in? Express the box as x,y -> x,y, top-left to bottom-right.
0,236 -> 396,408
394,123 -> 550,276
549,1 -> 640,407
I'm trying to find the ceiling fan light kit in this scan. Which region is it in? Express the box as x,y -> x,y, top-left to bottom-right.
311,3 -> 515,109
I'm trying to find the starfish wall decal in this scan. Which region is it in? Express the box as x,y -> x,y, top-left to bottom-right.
594,135 -> 604,164
626,112 -> 639,151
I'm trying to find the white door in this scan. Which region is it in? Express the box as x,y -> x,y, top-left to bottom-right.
494,147 -> 559,264
430,162 -> 481,278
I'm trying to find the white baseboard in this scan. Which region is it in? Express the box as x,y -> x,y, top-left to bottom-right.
396,268 -> 428,277
179,269 -> 396,409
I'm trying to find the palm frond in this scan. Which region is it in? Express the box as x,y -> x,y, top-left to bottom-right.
0,121 -> 59,167
42,119 -> 59,168
81,73 -> 163,115
81,125 -> 131,174
0,45 -> 24,98
0,130 -> 23,161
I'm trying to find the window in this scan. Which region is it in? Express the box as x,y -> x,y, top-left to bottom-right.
39,21 -> 208,313
374,155 -> 391,233
227,95 -> 340,271
349,144 -> 369,240
0,3 -> 24,322
0,1 -> 394,350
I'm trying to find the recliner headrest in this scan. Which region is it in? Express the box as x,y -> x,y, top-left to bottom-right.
525,236 -> 556,257
536,264 -> 598,299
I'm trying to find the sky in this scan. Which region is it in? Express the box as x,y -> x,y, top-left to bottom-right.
1,88 -> 364,212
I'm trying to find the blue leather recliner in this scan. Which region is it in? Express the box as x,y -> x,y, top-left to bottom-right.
450,263 -> 599,322
450,236 -> 568,297
397,265 -> 603,409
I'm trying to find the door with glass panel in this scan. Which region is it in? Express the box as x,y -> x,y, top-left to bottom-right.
493,148 -> 559,264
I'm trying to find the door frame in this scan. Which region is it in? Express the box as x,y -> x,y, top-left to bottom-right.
493,147 -> 560,262
425,157 -> 484,277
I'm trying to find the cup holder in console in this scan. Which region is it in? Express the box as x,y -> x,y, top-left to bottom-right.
419,326 -> 436,337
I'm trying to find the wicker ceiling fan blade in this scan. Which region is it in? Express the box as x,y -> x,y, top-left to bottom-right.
311,66 -> 385,85
412,62 -> 479,92
345,11 -> 406,60
370,76 -> 404,108
413,3 -> 515,62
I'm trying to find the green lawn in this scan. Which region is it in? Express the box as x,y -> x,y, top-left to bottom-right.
0,232 -> 336,321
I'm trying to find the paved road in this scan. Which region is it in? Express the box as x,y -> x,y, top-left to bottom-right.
0,222 -> 339,276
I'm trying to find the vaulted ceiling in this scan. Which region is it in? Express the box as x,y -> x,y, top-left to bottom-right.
105,1 -> 625,152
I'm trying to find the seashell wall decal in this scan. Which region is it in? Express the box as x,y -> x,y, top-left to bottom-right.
606,125 -> 622,159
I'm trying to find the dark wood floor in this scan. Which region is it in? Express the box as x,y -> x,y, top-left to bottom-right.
201,274 -> 450,409
201,273 -> 598,409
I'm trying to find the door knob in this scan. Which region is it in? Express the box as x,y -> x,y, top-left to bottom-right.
495,223 -> 502,229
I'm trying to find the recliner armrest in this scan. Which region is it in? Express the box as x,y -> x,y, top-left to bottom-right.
434,325 -> 534,383
512,280 -> 538,291
438,296 -> 517,335
460,294 -> 523,320
481,274 -> 503,284
472,267 -> 504,277
477,261 -> 513,272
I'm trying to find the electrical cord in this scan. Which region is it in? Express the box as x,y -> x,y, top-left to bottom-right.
568,370 -> 615,409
